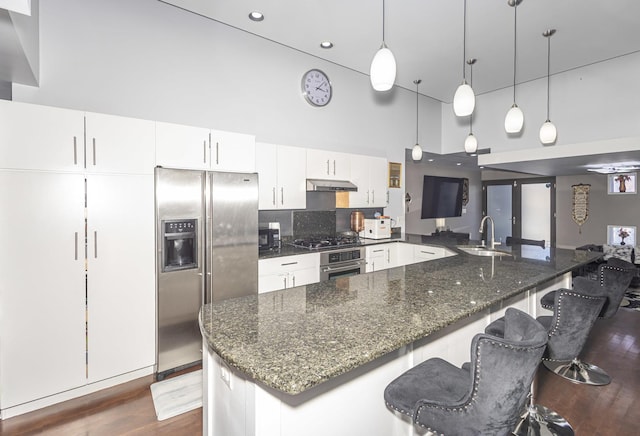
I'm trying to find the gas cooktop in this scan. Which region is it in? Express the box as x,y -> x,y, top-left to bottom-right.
289,236 -> 359,250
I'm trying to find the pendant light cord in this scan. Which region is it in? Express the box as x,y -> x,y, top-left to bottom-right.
382,0 -> 386,43
546,33 -> 551,120
462,0 -> 467,80
512,2 -> 518,103
469,63 -> 474,133
415,81 -> 420,144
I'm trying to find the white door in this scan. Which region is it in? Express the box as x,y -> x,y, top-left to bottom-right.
155,121 -> 211,170
277,145 -> 306,209
0,100 -> 84,172
0,171 -> 86,408
85,174 -> 156,382
210,130 -> 256,172
256,142 -> 279,209
85,112 -> 156,175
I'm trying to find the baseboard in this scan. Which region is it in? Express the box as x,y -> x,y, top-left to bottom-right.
0,366 -> 155,420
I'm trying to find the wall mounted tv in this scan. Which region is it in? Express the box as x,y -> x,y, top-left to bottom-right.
420,175 -> 464,219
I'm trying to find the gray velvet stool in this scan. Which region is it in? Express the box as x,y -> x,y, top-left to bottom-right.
538,283 -> 608,386
384,308 -> 547,436
540,257 -> 635,317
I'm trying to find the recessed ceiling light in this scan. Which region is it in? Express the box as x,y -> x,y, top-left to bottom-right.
320,41 -> 334,49
428,158 -> 434,162
456,162 -> 462,166
248,11 -> 264,22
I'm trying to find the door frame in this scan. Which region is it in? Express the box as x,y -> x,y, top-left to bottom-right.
482,177 -> 556,248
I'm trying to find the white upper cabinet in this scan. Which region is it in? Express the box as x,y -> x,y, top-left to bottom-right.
256,142 -> 306,210
85,112 -> 156,175
306,148 -> 350,180
0,101 -> 155,174
156,121 -> 255,172
349,155 -> 388,208
210,129 -> 256,173
0,100 -> 84,172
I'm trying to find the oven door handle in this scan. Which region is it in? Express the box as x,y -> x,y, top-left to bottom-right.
321,260 -> 365,273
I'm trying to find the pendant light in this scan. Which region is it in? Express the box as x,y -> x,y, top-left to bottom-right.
539,29 -> 557,145
412,79 -> 423,161
453,0 -> 475,116
504,0 -> 524,133
464,59 -> 478,153
370,0 -> 396,91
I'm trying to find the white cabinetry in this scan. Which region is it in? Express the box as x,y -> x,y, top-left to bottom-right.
0,171 -> 87,408
256,143 -> 306,210
365,244 -> 396,272
0,101 -> 155,416
306,148 -> 350,180
259,253 -> 320,293
349,156 -> 388,208
412,245 -> 456,262
156,121 -> 255,172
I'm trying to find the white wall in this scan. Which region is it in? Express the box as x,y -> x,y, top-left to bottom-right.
441,51 -> 640,154
12,0 -> 444,225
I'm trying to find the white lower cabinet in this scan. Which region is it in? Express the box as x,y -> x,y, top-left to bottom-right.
365,242 -> 456,272
0,170 -> 155,412
258,253 -> 320,293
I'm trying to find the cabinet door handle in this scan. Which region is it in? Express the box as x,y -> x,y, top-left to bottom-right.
292,275 -> 295,287
281,261 -> 298,266
280,187 -> 284,205
272,187 -> 276,205
74,232 -> 79,260
386,191 -> 389,204
333,160 -> 336,175
91,138 -> 97,166
372,190 -> 375,204
366,190 -> 370,204
283,277 -> 287,288
94,231 -> 98,258
73,136 -> 78,165
326,160 -> 330,175
203,140 -> 207,164
387,250 -> 390,263
215,142 -> 219,165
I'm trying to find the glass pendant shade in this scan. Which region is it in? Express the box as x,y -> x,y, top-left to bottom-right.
453,81 -> 475,116
539,120 -> 557,144
412,143 -> 423,161
505,104 -> 524,133
464,133 -> 478,153
370,44 -> 396,91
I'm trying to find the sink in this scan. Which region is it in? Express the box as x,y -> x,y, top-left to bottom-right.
456,245 -> 513,257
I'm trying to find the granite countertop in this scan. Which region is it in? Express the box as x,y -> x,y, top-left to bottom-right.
201,240 -> 601,396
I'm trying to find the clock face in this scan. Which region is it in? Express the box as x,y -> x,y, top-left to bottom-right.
302,69 -> 332,107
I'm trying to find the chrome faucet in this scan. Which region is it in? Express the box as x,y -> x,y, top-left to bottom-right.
479,215 -> 499,250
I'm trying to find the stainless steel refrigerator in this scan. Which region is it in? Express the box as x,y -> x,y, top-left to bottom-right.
154,167 -> 258,380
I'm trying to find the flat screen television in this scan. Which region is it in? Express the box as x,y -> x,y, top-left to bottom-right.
420,175 -> 464,219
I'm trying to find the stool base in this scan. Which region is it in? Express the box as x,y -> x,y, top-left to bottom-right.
513,403 -> 574,436
543,358 -> 611,386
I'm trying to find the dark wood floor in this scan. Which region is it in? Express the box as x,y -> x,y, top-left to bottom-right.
1,308 -> 638,435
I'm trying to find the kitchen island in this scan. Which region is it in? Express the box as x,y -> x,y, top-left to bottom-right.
200,242 -> 600,436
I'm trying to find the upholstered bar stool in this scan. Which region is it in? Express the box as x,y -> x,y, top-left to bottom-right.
485,313 -> 573,436
538,282 -> 608,386
384,308 -> 548,435
540,257 -> 635,315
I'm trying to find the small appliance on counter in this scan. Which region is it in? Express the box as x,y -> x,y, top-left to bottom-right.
259,222 -> 281,251
359,218 -> 391,240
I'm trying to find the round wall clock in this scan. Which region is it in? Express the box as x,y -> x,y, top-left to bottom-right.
301,69 -> 332,107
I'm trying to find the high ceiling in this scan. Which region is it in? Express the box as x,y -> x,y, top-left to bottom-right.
160,0 -> 640,102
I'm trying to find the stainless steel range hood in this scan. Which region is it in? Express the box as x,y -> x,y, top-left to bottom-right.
306,178 -> 358,192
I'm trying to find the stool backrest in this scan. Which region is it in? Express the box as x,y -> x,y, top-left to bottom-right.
544,288 -> 606,361
415,308 -> 547,435
598,258 -> 636,318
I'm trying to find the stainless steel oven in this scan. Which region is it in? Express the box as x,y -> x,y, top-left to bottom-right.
320,247 -> 366,281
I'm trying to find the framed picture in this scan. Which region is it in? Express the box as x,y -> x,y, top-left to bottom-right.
607,225 -> 636,246
608,173 -> 637,194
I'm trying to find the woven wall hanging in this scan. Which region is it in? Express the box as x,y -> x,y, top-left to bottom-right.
571,183 -> 591,234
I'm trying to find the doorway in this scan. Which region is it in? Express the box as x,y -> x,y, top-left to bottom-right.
482,177 -> 556,248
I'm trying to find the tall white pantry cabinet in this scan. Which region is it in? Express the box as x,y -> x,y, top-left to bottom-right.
0,101 -> 155,416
